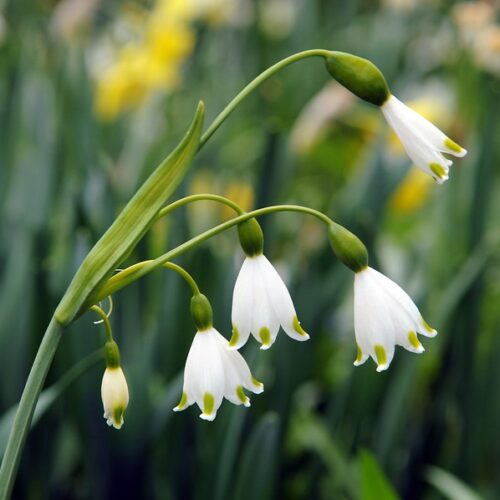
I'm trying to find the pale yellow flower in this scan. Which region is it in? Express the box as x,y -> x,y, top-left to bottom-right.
221,182 -> 254,220
390,169 -> 434,215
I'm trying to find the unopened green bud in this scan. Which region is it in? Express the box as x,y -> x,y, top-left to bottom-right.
104,340 -> 121,369
191,293 -> 213,331
238,218 -> 264,257
328,223 -> 368,273
325,52 -> 390,106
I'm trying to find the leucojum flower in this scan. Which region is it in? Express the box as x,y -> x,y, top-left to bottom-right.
174,293 -> 264,420
101,340 -> 129,429
229,218 -> 309,350
325,51 -> 467,183
328,222 -> 436,371
353,266 -> 437,371
380,95 -> 467,183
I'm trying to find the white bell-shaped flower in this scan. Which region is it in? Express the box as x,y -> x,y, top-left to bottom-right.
381,95 -> 467,183
101,366 -> 129,429
174,327 -> 264,421
229,254 -> 309,351
354,266 -> 437,372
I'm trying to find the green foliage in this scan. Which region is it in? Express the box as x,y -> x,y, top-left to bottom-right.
359,450 -> 399,500
0,0 -> 499,499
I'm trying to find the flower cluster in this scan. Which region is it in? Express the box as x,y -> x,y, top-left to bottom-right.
95,50 -> 466,427
172,213 -> 438,422
172,218 -> 310,421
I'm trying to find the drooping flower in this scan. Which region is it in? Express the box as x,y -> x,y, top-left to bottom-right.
174,327 -> 264,421
230,254 -> 309,350
381,95 -> 467,183
353,266 -> 437,372
230,218 -> 309,350
101,366 -> 130,429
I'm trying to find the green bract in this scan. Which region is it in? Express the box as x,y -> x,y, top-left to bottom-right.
237,218 -> 264,257
325,52 -> 390,106
104,340 -> 121,369
55,102 -> 205,326
191,294 -> 214,331
328,222 -> 369,273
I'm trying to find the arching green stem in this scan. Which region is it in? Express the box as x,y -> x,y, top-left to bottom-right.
91,260 -> 201,303
199,49 -> 331,148
163,262 -> 200,295
90,305 -> 113,342
89,204 -> 334,304
155,193 -> 245,221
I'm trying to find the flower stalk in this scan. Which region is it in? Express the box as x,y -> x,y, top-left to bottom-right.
0,319 -> 63,500
0,46 -> 456,498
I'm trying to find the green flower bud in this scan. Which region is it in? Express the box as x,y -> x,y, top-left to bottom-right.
104,340 -> 121,369
191,293 -> 213,331
237,218 -> 264,257
328,223 -> 368,273
325,52 -> 390,106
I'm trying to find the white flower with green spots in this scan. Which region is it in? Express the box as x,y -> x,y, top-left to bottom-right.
354,266 -> 437,372
229,254 -> 309,351
174,327 -> 263,421
381,95 -> 467,183
101,366 -> 129,429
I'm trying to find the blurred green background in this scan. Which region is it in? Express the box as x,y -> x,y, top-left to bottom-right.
0,0 -> 499,498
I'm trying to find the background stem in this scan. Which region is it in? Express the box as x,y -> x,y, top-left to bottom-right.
0,318 -> 63,500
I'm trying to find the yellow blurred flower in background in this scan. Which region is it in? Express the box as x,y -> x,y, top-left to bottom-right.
94,0 -> 241,120
389,169 -> 434,215
221,181 -> 254,220
187,169 -> 254,222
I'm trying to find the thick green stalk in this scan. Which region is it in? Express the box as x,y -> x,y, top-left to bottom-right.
0,318 -> 63,500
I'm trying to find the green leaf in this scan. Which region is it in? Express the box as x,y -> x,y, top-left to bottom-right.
233,413 -> 280,500
55,101 -> 205,325
359,449 -> 399,500
425,466 -> 482,500
0,350 -> 101,458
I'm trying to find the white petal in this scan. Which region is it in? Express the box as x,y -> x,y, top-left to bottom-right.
354,268 -> 397,370
368,267 -> 436,339
257,255 -> 310,343
230,257 -> 255,350
390,96 -> 466,158
222,345 -> 264,395
181,329 -> 225,420
173,391 -> 193,412
101,367 -> 129,429
249,257 -> 280,349
354,267 -> 435,370
215,330 -> 264,407
381,95 -> 466,182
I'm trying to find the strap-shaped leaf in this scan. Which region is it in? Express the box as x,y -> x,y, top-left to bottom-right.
55,101 -> 205,325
